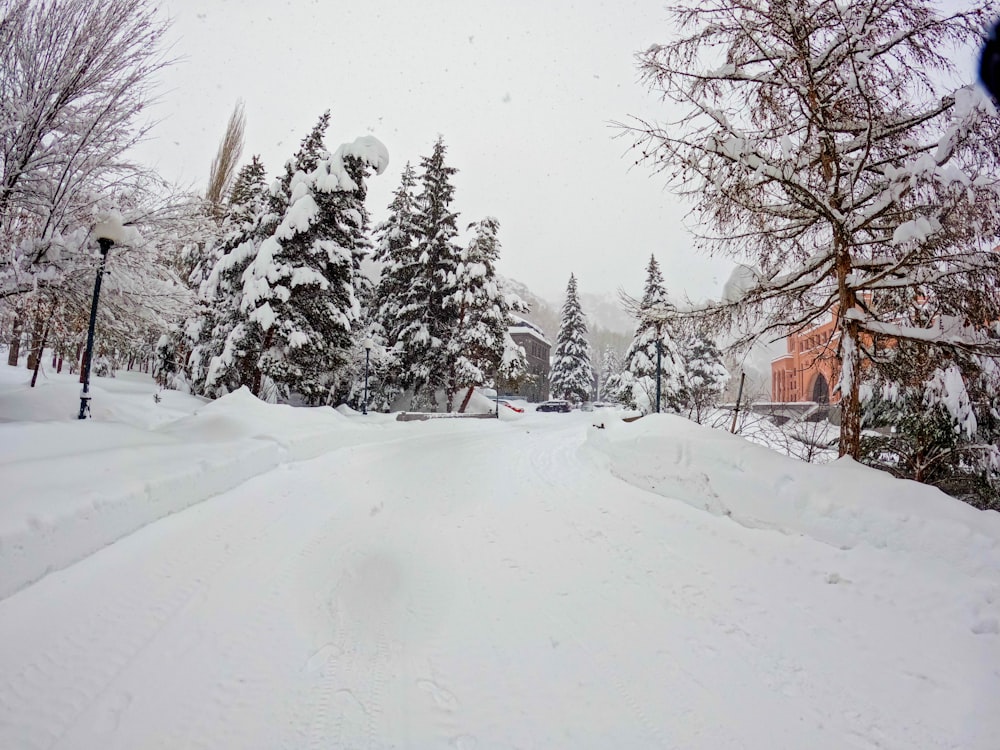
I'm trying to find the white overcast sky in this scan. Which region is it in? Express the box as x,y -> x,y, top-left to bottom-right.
131,0 -> 738,302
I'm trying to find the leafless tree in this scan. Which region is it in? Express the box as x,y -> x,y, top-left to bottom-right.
205,100 -> 246,220
0,0 -> 173,296
620,0 -> 1000,459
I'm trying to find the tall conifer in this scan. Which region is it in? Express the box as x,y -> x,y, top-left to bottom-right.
550,273 -> 593,403
608,255 -> 687,413
395,136 -> 463,407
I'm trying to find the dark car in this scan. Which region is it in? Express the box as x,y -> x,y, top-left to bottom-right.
536,400 -> 571,413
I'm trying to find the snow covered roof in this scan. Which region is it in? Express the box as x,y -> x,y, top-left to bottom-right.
508,315 -> 550,345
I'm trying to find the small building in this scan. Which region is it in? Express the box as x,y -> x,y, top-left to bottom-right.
507,316 -> 550,402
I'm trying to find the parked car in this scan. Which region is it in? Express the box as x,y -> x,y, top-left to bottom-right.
536,400 -> 571,413
498,399 -> 524,414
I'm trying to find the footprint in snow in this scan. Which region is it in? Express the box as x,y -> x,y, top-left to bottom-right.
304,643 -> 343,673
93,690 -> 132,734
418,679 -> 459,711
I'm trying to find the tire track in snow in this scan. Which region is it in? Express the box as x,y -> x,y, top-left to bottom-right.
539,423 -> 936,748
520,423 -> 835,746
291,433 -> 478,749
0,488 -> 301,750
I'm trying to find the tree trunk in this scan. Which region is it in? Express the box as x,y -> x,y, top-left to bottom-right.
30,320 -> 50,387
458,386 -> 475,413
834,229 -> 863,460
251,330 -> 273,398
838,319 -> 863,459
26,309 -> 44,371
6,316 -> 22,366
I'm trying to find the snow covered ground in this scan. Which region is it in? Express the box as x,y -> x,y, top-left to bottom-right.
1,362 -> 998,749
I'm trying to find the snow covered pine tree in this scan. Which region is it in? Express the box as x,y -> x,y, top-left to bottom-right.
389,137 -> 464,409
608,255 -> 687,413
549,273 -> 593,404
448,217 -> 528,412
217,113 -> 388,402
372,161 -> 420,398
194,156 -> 272,397
681,330 -> 729,423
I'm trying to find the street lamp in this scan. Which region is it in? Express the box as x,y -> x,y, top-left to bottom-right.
655,331 -> 663,414
362,337 -> 373,415
78,213 -> 132,420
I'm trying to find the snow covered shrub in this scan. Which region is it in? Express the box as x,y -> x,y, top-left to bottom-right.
861,341 -> 1000,511
92,355 -> 114,379
681,331 -> 729,423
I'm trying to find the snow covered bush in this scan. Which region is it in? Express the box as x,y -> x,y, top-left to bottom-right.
681,330 -> 729,423
861,337 -> 1000,510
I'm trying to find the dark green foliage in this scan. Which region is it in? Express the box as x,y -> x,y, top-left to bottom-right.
861,337 -> 1000,511
550,273 -> 593,403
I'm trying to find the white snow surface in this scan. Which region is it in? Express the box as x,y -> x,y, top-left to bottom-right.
1,362 -> 998,749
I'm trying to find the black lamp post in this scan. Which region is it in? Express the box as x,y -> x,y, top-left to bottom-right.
78,236 -> 114,420
655,331 -> 663,414
362,337 -> 373,415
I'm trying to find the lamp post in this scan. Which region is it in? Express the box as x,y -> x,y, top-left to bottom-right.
655,331 -> 663,414
78,236 -> 115,420
362,337 -> 373,415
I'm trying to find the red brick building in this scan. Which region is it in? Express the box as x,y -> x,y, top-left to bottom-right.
771,308 -> 840,403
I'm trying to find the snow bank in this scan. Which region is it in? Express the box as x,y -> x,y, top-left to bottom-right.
586,415 -> 1000,576
0,366 -> 391,600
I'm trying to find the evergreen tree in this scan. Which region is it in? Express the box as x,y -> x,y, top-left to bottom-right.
607,255 -> 687,413
681,330 -> 729,423
373,162 -> 420,392
597,345 -> 624,402
448,217 -> 528,410
395,136 -> 463,408
196,156 -> 273,397
550,273 -> 593,403
235,114 -> 388,402
861,305 -> 1000,510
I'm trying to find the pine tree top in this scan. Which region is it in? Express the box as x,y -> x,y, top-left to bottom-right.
226,156 -> 267,225
641,254 -> 671,313
282,111 -> 331,188
418,136 -> 459,218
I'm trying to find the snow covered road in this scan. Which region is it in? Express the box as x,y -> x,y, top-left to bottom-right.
1,414 -> 997,749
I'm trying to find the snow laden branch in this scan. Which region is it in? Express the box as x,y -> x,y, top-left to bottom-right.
621,0 -> 1000,458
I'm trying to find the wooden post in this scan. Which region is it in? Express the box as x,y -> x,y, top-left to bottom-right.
730,371 -> 746,434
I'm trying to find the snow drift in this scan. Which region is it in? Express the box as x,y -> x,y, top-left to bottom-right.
586,414 -> 1000,578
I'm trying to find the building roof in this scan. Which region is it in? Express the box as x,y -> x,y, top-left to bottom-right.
508,315 -> 550,345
